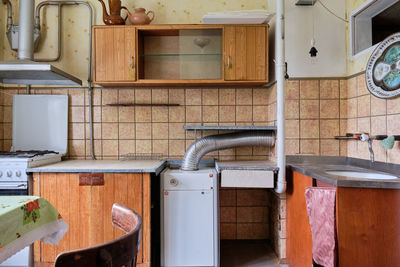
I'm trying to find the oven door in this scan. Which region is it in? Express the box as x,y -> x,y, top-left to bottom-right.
0,183 -> 28,196
0,182 -> 31,267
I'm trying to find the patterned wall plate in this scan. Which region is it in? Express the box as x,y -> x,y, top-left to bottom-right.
366,32 -> 400,98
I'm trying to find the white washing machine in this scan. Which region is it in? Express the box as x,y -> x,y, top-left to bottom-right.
161,168 -> 219,267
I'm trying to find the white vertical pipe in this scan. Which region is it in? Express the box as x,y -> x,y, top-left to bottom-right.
275,0 -> 286,194
18,0 -> 34,60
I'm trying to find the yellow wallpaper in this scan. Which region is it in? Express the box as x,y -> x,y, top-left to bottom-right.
1,0 -> 270,86
346,0 -> 373,75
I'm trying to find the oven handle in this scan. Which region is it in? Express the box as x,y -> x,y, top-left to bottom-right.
0,183 -> 28,190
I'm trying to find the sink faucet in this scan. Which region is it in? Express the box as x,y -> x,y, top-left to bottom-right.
360,133 -> 374,163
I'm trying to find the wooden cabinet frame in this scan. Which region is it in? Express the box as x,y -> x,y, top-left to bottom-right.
92,24 -> 269,87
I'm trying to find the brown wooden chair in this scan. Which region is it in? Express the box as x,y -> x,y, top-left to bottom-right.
54,203 -> 142,267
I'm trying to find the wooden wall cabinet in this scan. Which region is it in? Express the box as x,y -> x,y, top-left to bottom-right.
92,24 -> 269,87
32,172 -> 151,267
287,171 -> 400,267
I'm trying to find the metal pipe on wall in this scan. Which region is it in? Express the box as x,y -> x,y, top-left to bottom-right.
181,131 -> 275,171
18,0 -> 35,60
275,0 -> 286,194
2,0 -> 13,31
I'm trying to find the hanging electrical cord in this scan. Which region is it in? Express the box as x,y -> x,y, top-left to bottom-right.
309,2 -> 318,57
316,0 -> 348,23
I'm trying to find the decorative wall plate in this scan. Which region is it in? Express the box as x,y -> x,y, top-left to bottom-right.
366,32 -> 400,98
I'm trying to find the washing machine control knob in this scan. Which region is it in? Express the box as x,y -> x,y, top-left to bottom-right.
169,178 -> 179,186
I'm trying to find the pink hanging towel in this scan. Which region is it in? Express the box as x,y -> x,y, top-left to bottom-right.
305,187 -> 336,267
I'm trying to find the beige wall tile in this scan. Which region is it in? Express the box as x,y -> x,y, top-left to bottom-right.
119,107 -> 135,122
339,79 -> 347,99
286,80 -> 300,100
186,89 -> 202,105
219,89 -> 236,105
69,123 -> 85,140
340,99 -> 347,119
69,140 -> 85,156
347,77 -> 357,98
320,99 -> 339,119
203,106 -> 219,122
236,88 -> 252,105
371,97 -> 386,116
102,106 -> 118,122
118,89 -> 135,103
235,147 -> 252,156
236,106 -> 252,122
169,106 -> 185,122
339,119 -> 347,136
387,114 -> 400,135
152,106 -> 169,122
300,120 -> 319,139
357,95 -> 371,117
169,123 -> 185,139
169,89 -> 185,105
347,140 -> 358,158
219,106 -> 235,122
136,123 -> 152,139
135,89 -> 151,103
320,80 -> 339,99
69,89 -> 85,106
356,73 -> 369,96
186,106 -> 202,122
347,118 -> 357,134
3,107 -> 12,123
285,139 -> 299,155
371,116 -> 386,136
85,140 -> 102,158
372,141 -> 387,163
202,89 -> 219,105
119,123 -> 136,139
136,140 -> 152,154
300,100 -> 319,119
135,106 -> 151,122
253,88 -> 269,105
118,140 -> 135,156
320,139 -> 339,156
357,117 -> 371,133
102,123 -> 118,139
300,80 -> 319,99
152,89 -> 168,104
253,106 -> 268,122
286,120 -> 299,139
300,139 -> 320,155
285,100 -> 299,119
70,106 -> 85,122
320,120 -> 339,139
152,139 -> 169,156
101,89 -> 118,105
169,139 -> 185,156
86,106 -> 102,123
152,123 -> 169,140
102,140 -> 118,156
388,145 -> 400,164
347,98 -> 357,118
387,97 -> 400,115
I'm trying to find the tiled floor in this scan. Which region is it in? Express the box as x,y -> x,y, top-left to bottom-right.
220,240 -> 288,267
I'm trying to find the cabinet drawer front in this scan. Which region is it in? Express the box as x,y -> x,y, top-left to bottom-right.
79,173 -> 104,186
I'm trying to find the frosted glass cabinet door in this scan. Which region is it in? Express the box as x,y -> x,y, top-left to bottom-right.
163,190 -> 214,266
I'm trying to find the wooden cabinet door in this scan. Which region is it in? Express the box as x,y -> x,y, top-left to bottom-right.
286,171 -> 313,267
33,172 -> 151,267
224,25 -> 267,81
93,26 -> 136,83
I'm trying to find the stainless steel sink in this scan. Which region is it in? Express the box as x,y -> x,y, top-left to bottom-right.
325,170 -> 399,180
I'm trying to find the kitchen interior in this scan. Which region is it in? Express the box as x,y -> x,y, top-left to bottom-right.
0,0 -> 400,266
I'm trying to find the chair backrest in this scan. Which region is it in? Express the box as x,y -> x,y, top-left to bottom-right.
54,203 -> 142,267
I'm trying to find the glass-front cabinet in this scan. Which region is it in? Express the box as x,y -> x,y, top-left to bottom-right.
92,24 -> 268,86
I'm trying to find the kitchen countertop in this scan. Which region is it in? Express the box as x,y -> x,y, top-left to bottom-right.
27,160 -> 167,175
287,156 -> 400,189
216,160 -> 278,172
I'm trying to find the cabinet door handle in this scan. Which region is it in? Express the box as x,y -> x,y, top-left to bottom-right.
130,56 -> 134,69
227,56 -> 231,69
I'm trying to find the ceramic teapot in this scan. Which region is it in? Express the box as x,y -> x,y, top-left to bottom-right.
127,8 -> 155,25
98,0 -> 128,25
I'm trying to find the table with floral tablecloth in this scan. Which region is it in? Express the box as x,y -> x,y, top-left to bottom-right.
0,196 -> 68,263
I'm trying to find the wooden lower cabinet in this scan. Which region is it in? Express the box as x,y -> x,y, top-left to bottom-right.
32,172 -> 151,266
287,171 -> 400,267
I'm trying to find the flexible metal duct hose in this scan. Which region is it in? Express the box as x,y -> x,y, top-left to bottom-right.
181,130 -> 275,171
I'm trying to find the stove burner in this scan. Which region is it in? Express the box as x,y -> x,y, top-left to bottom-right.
0,150 -> 59,158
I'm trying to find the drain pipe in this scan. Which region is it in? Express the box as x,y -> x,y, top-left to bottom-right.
181,131 -> 275,171
275,0 -> 286,194
2,0 -> 13,32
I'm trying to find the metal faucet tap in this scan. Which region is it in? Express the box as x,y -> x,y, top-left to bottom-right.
360,133 -> 374,163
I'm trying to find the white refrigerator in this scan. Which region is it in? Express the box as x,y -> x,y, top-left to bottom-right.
161,168 -> 219,267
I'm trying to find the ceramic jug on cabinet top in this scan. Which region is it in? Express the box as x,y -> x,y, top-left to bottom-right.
98,0 -> 128,25
127,8 -> 155,25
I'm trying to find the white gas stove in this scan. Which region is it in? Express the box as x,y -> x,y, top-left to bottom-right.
0,94 -> 68,190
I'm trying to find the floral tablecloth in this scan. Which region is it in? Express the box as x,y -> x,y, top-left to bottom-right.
0,196 -> 68,263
